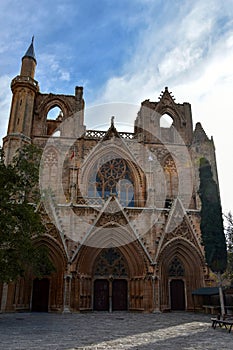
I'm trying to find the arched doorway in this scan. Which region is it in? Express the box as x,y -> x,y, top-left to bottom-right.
93,278 -> 128,311
112,279 -> 127,311
31,278 -> 50,312
170,279 -> 185,310
94,279 -> 109,311
93,248 -> 128,311
168,256 -> 186,311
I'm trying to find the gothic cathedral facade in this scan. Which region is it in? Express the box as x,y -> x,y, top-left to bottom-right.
1,39 -> 219,313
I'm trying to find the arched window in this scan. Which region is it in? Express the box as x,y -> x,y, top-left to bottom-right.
41,148 -> 58,190
168,257 -> 185,277
94,248 -> 128,277
88,158 -> 135,207
163,155 -> 178,201
47,106 -> 63,120
160,113 -> 173,128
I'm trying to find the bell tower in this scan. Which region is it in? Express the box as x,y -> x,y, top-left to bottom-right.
3,37 -> 39,163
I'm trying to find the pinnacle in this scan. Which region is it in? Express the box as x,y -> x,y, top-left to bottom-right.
158,86 -> 176,101
192,122 -> 209,143
23,36 -> 37,63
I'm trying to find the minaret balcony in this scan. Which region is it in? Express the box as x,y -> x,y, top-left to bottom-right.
11,75 -> 39,91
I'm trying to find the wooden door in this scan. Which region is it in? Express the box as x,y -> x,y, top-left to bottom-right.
112,279 -> 128,311
94,279 -> 109,311
170,279 -> 185,310
31,278 -> 50,312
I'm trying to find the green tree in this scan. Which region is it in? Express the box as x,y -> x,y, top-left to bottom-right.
199,157 -> 227,316
199,157 -> 227,273
224,211 -> 233,284
0,145 -> 55,283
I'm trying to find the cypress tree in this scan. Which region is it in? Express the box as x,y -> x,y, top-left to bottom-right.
199,157 -> 227,273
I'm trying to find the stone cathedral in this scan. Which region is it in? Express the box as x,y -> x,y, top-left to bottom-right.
1,39 -> 220,313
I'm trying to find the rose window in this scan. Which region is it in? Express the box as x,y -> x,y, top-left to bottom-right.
88,158 -> 135,207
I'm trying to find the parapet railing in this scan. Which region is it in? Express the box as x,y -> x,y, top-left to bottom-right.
84,130 -> 135,140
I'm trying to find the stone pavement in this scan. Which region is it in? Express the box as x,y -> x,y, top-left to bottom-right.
0,311 -> 232,350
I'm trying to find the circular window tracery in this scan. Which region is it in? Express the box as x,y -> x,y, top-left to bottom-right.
88,158 -> 135,207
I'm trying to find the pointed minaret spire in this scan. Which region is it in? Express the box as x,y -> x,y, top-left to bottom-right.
23,36 -> 36,63
20,37 -> 37,78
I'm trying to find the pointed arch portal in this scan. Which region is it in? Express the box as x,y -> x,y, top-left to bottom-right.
170,279 -> 185,310
93,248 -> 128,311
158,238 -> 205,312
31,278 -> 50,312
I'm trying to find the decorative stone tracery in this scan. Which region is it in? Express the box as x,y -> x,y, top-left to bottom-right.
87,158 -> 135,208
168,257 -> 185,276
163,155 -> 178,198
94,248 -> 128,277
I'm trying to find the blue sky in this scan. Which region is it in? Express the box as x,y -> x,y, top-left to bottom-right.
0,0 -> 233,214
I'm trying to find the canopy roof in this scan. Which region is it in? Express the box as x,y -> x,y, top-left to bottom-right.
192,287 -> 219,296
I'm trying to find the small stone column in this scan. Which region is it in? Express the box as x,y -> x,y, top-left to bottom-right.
69,166 -> 78,204
154,276 -> 161,312
0,283 -> 8,313
151,275 -> 156,312
63,275 -> 72,313
109,276 -> 113,313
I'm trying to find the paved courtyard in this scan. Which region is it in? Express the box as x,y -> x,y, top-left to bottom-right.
0,311 -> 232,349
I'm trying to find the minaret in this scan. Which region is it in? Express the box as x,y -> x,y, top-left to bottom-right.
3,37 -> 39,163
20,36 -> 37,78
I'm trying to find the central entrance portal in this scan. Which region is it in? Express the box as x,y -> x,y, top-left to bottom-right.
94,278 -> 128,311
93,248 -> 129,311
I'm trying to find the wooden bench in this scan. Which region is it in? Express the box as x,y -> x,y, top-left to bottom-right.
203,305 -> 221,314
211,317 -> 233,333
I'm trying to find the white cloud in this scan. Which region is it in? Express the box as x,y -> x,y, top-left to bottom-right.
60,71 -> 70,81
37,53 -> 70,90
171,35 -> 233,213
158,46 -> 203,78
97,0 -> 224,104
0,0 -> 232,213
94,0 -> 233,213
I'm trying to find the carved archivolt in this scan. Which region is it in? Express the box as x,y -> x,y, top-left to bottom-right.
33,235 -> 67,271
157,237 -> 205,273
75,240 -> 147,277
